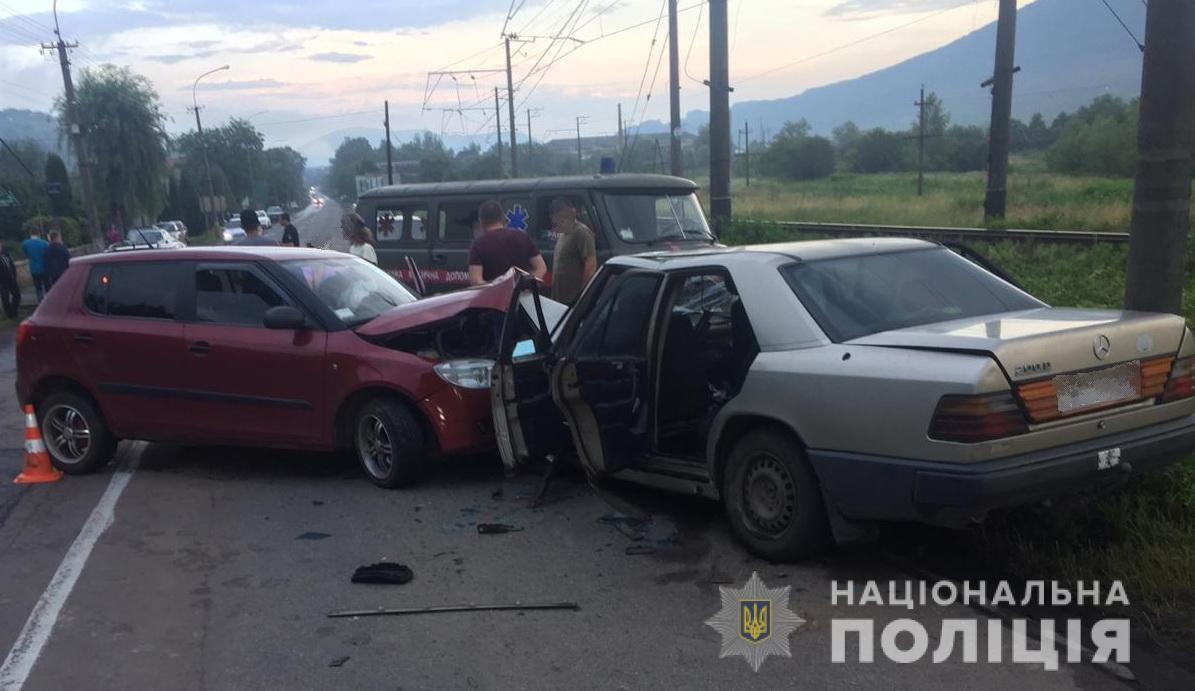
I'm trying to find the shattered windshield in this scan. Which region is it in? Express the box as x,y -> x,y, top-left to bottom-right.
281,257 -> 415,326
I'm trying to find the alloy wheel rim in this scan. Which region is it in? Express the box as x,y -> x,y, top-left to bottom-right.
43,404 -> 92,464
357,415 -> 394,478
742,454 -> 797,537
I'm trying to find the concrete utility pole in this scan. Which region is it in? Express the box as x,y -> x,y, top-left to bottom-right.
384,100 -> 393,185
494,87 -> 504,177
191,65 -> 229,229
1124,0 -> 1195,315
916,85 -> 926,197
742,120 -> 750,187
42,1 -> 100,244
504,35 -> 519,177
668,0 -> 684,177
983,0 -> 1017,220
708,0 -> 732,231
617,103 -> 624,153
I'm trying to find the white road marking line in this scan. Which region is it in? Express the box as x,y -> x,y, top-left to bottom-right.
0,455 -> 139,691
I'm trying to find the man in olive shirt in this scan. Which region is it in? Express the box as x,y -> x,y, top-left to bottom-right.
548,197 -> 596,304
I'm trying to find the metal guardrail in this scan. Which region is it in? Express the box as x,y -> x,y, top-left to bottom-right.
746,220 -> 1131,246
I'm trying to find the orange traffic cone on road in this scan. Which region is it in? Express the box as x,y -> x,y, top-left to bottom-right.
14,405 -> 63,485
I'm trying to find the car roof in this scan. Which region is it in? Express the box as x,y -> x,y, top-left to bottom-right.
74,246 -> 347,265
358,173 -> 698,199
607,237 -> 938,270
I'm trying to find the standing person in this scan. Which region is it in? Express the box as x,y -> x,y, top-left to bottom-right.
20,229 -> 50,302
280,212 -> 300,247
105,224 -> 121,247
44,230 -> 71,286
342,213 -> 377,264
233,208 -> 278,246
548,198 -> 597,305
467,200 -> 546,285
0,243 -> 20,319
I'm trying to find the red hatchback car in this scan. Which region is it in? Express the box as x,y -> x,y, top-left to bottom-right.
15,247 -> 526,486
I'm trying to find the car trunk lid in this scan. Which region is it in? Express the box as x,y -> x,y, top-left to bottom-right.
849,307 -> 1187,422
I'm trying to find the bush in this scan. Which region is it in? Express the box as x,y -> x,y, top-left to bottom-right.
759,134 -> 836,181
21,216 -> 88,246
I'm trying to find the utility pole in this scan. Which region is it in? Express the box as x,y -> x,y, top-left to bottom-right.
915,85 -> 926,197
983,0 -> 1017,220
384,100 -> 394,185
526,108 -> 542,175
1124,0 -> 1195,315
707,0 -> 732,231
494,87 -> 504,177
668,0 -> 684,177
617,103 -> 624,152
42,2 -> 100,244
190,65 -> 229,229
504,35 -> 519,177
575,116 -> 589,168
742,121 -> 750,187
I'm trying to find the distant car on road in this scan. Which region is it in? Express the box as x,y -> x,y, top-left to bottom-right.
256,210 -> 272,230
156,220 -> 188,243
491,239 -> 1195,560
114,228 -> 185,250
14,248 -> 540,489
266,206 -> 284,223
222,217 -> 246,244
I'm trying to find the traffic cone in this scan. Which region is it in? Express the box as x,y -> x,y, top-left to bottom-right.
14,405 -> 63,485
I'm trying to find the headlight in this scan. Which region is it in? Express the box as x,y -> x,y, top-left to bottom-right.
433,358 -> 494,389
222,230 -> 233,243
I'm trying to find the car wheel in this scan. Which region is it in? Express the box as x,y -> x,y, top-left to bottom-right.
38,392 -> 117,475
354,398 -> 425,488
723,427 -> 829,561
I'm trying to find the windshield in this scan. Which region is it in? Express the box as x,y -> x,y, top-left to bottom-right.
128,229 -> 165,243
281,257 -> 416,326
604,192 -> 713,244
780,248 -> 1043,342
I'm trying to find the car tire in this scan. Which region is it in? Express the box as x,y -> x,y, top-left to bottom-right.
354,398 -> 426,488
38,391 -> 117,475
723,427 -> 830,561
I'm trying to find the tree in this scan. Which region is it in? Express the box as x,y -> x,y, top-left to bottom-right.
327,137 -> 378,200
44,153 -> 73,216
259,147 -> 307,207
852,129 -> 911,173
175,118 -> 264,207
64,65 -> 169,228
758,120 -> 835,181
0,138 -> 47,243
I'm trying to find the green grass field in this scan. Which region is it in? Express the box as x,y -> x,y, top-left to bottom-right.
723,175 -> 1195,644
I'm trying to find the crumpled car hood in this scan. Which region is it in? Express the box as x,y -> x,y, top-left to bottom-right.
354,270 -> 519,337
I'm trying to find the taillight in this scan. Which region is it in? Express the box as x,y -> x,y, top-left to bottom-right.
15,320 -> 31,358
1161,356 -> 1194,402
928,391 -> 1028,443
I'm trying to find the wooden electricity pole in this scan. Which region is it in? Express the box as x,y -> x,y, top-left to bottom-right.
983,0 -> 1017,220
494,87 -> 504,177
708,0 -> 732,231
384,100 -> 393,185
1124,0 -> 1195,314
504,35 -> 520,177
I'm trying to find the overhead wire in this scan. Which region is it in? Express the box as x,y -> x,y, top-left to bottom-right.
1098,0 -> 1144,52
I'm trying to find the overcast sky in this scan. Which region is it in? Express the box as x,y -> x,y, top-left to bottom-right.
0,0 -> 1037,157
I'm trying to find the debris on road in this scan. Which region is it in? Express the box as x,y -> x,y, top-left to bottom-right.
327,601 -> 580,619
477,523 -> 523,534
295,531 -> 332,540
624,545 -> 657,556
328,656 -> 350,668
350,562 -> 414,585
491,487 -> 504,499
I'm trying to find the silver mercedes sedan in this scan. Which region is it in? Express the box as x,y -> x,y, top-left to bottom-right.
491,238 -> 1195,561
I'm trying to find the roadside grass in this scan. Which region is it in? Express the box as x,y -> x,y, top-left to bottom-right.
707,161 -> 1195,233
723,220 -> 1195,642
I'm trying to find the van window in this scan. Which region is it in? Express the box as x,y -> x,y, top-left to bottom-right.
106,262 -> 181,320
532,194 -> 597,247
376,206 -> 429,244
438,200 -> 481,243
604,192 -> 713,243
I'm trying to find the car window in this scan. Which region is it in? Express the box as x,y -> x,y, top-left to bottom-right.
280,256 -> 416,326
779,248 -> 1044,342
83,265 -> 110,314
105,262 -> 181,320
195,267 -> 288,326
437,200 -> 481,244
572,272 -> 660,358
375,206 -> 429,244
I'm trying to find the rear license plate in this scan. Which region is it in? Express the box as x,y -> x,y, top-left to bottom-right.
1055,362 -> 1142,414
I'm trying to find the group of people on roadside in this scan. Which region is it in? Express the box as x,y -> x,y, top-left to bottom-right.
0,228 -> 73,318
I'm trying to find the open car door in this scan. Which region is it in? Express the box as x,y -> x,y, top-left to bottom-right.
491,274 -> 570,470
551,270 -> 663,477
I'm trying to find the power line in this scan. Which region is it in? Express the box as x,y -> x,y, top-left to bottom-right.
738,0 -> 976,83
683,0 -> 705,85
255,109 -> 382,127
1099,0 -> 1144,52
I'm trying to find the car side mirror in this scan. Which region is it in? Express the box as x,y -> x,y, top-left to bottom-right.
264,305 -> 307,330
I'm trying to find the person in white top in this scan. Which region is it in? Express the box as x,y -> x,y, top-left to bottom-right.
342,213 -> 378,264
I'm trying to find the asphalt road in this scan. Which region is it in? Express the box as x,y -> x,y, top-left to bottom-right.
260,194 -> 348,250
0,234 -> 1173,690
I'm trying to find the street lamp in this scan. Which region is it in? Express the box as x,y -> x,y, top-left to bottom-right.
190,65 -> 230,229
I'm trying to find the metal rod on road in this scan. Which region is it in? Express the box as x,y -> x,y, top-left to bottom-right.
327,602 -> 580,619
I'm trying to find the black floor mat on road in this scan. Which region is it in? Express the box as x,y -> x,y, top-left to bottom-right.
351,562 -> 414,585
